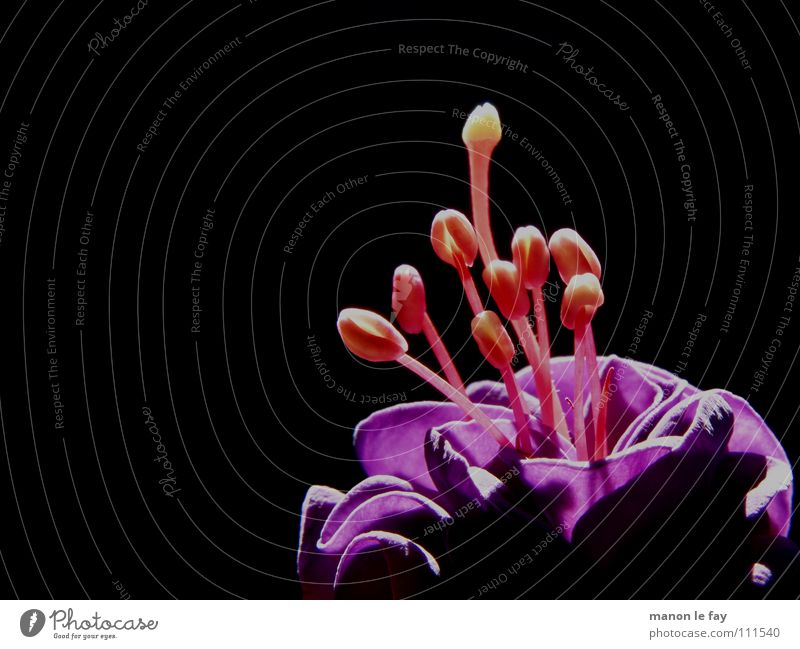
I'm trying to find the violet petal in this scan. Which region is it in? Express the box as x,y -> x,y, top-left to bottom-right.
333,531 -> 440,598
297,485 -> 344,599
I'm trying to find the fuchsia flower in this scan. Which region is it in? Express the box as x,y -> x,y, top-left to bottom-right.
297,103 -> 795,599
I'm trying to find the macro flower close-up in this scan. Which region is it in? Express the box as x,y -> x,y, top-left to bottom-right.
298,103 -> 797,599
5,1 -> 800,642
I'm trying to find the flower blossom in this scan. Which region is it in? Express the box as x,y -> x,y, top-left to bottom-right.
298,103 -> 796,599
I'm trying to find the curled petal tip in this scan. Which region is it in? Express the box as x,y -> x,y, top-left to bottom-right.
549,228 -> 602,283
431,209 -> 479,268
462,102 -> 502,149
471,311 -> 515,369
482,260 -> 530,320
512,225 -> 550,289
338,308 -> 408,362
560,273 -> 604,329
391,265 -> 426,334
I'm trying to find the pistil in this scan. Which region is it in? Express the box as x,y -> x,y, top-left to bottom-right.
462,103 -> 502,265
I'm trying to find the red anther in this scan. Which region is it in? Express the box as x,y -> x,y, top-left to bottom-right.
431,209 -> 479,268
471,311 -> 515,370
391,265 -> 426,334
560,273 -> 604,330
549,228 -> 602,283
482,260 -> 530,320
512,226 -> 550,289
337,308 -> 408,362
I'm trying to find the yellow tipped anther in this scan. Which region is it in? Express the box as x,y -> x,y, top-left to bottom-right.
548,228 -> 602,283
338,308 -> 408,362
391,265 -> 426,334
560,273 -> 604,330
482,260 -> 530,320
512,226 -> 550,289
462,102 -> 502,151
431,209 -> 479,268
471,311 -> 515,370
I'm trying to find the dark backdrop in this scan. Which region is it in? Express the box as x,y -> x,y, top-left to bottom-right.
0,0 -> 798,599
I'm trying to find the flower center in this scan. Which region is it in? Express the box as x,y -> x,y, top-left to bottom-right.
337,103 -> 613,462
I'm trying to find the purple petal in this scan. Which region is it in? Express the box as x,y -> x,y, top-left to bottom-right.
720,392 -> 790,463
317,488 -> 450,554
698,390 -> 791,535
333,531 -> 440,598
354,400 -> 513,491
601,357 -> 682,450
518,392 -> 733,539
467,379 -> 540,411
297,485 -> 344,599
424,427 -> 504,507
319,475 -> 415,545
514,356 -> 577,434
744,456 -> 793,536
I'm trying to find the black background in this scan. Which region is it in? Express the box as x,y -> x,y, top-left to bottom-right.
0,0 -> 798,599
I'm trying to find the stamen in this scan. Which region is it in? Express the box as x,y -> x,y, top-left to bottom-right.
338,308 -> 509,447
512,226 -> 550,289
456,260 -> 485,316
421,314 -> 466,393
471,311 -> 533,452
431,209 -> 478,268
549,228 -> 602,284
397,354 -> 510,447
512,226 -> 551,351
482,260 -> 530,320
341,103 -> 618,467
482,257 -> 568,443
561,274 -> 605,461
338,308 -> 408,362
560,273 -> 604,330
392,265 -> 465,392
572,309 -> 589,461
391,264 -> 426,334
593,366 -> 615,461
470,310 -> 515,369
583,322 -> 603,460
512,225 -> 558,425
431,210 -> 484,315
462,103 -> 502,266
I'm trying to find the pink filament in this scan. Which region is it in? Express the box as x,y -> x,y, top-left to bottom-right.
573,316 -> 589,461
397,354 -> 510,447
531,286 -> 551,371
511,317 -> 570,444
421,313 -> 466,394
467,148 -> 499,266
456,259 -> 484,315
501,364 -> 534,454
593,366 -> 615,461
583,324 -> 603,460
